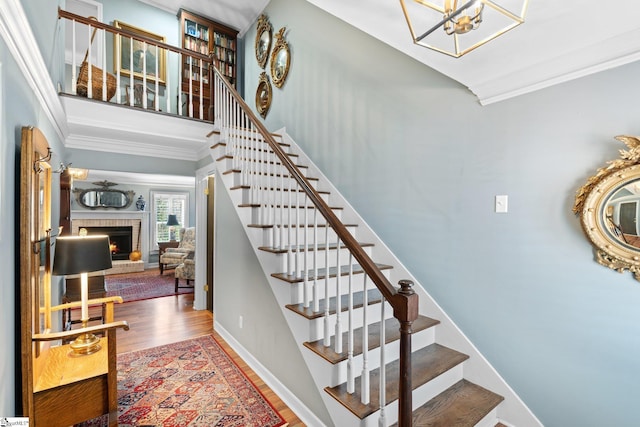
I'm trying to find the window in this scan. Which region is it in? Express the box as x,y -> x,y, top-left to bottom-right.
151,191 -> 189,249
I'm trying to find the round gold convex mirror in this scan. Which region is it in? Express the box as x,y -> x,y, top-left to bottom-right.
255,14 -> 272,69
255,71 -> 272,118
270,27 -> 290,88
574,135 -> 640,280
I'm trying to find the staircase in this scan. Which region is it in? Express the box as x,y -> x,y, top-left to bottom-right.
208,69 -> 542,427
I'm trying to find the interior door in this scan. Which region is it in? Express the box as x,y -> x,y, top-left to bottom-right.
206,175 -> 215,312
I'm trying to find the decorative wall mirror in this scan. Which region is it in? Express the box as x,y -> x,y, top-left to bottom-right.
270,27 -> 290,88
255,14 -> 272,69
73,180 -> 135,209
574,135 -> 640,280
256,71 -> 272,118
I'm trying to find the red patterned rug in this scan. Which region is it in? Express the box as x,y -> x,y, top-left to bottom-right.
105,269 -> 193,303
81,335 -> 287,427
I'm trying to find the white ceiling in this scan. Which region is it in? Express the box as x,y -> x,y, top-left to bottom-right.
140,0 -> 640,105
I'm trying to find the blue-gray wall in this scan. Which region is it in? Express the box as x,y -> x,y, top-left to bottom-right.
0,33 -> 65,417
5,0 -> 640,425
241,1 -> 640,426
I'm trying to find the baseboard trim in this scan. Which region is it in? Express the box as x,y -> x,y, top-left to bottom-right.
214,322 -> 326,427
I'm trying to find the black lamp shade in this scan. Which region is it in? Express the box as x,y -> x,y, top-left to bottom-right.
166,214 -> 180,226
52,235 -> 113,275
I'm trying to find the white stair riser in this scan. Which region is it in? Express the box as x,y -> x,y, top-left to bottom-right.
218,156 -> 310,178
230,172 -> 318,191
246,205 -> 342,225
322,327 -> 438,387
233,187 -> 328,206
358,364 -> 465,427
253,224 -> 358,248
286,267 -> 392,304
270,245 -> 373,274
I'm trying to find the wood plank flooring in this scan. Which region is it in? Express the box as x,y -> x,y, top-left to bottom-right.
105,294 -> 305,426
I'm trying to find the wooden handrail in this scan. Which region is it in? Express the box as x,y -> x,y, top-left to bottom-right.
58,8 -> 215,116
212,67 -> 418,426
58,9 -> 208,60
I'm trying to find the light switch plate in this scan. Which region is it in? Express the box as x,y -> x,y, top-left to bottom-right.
495,195 -> 508,213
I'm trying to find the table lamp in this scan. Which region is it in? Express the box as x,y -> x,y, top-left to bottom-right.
53,233 -> 112,355
166,214 -> 180,241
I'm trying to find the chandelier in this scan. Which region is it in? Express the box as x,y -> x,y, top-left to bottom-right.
400,0 -> 529,57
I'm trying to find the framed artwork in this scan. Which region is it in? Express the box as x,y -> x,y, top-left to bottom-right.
113,20 -> 166,84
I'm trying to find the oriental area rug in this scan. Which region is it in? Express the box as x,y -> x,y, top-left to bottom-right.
80,335 -> 287,427
105,269 -> 193,303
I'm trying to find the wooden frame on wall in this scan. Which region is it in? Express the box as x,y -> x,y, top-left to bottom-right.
113,20 -> 166,85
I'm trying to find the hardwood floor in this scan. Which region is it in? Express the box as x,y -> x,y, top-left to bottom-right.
109,294 -> 306,426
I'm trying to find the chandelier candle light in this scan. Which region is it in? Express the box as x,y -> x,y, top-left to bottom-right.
400,0 -> 529,57
53,233 -> 112,355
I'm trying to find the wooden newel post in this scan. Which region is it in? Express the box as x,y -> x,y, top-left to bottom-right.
396,279 -> 419,427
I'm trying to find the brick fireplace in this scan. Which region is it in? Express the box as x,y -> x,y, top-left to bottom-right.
71,211 -> 149,274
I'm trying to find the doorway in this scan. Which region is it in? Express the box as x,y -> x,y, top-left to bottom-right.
206,175 -> 215,312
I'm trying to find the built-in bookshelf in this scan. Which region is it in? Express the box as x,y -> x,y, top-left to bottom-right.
178,9 -> 238,120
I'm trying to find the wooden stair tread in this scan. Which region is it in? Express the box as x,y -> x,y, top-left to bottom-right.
259,241 -> 373,254
216,155 -> 308,169
390,379 -> 504,427
325,344 -> 470,419
229,184 -> 324,193
239,203 -> 340,209
304,315 -> 440,364
249,223 -> 357,229
223,169 -> 318,181
286,289 -> 383,319
273,263 -> 392,284
211,139 -> 291,149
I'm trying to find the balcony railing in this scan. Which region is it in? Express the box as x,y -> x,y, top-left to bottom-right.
58,8 -> 217,121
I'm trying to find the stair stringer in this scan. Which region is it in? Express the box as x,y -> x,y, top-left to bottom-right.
210,127 -> 542,427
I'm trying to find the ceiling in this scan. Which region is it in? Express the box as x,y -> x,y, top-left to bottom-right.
139,0 -> 640,105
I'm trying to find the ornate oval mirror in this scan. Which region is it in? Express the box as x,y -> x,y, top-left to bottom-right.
255,14 -> 272,69
270,27 -> 290,88
574,135 -> 640,279
256,71 -> 272,118
73,180 -> 135,209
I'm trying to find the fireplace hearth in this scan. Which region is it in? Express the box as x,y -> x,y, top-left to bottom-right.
84,226 -> 133,260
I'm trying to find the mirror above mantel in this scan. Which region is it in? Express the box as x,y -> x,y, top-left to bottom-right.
73,180 -> 135,210
574,135 -> 640,281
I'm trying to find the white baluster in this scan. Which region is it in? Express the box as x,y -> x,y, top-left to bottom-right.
361,275 -> 370,404
87,24 -> 92,99
335,236 -> 343,354
313,207 -> 319,313
378,296 -> 386,427
303,194 -> 309,308
71,20 -> 77,94
347,254 -> 354,394
101,28 -> 107,101
323,226 -> 331,347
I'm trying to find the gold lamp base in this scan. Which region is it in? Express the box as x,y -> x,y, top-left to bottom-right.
69,332 -> 101,356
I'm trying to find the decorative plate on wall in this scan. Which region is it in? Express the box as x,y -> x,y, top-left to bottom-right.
270,27 -> 290,88
255,15 -> 272,69
255,72 -> 272,118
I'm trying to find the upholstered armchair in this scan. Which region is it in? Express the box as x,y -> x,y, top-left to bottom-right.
175,252 -> 195,292
159,227 -> 195,274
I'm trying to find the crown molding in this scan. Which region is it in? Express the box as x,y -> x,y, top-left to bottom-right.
0,0 -> 68,140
